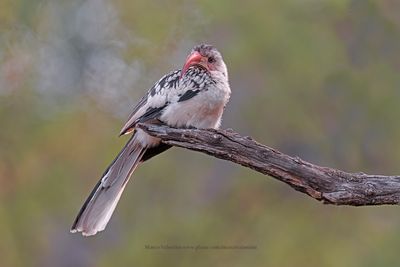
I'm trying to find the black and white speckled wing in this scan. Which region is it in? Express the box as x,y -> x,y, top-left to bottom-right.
119,70 -> 181,135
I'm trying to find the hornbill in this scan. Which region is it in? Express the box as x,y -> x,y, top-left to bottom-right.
71,44 -> 231,236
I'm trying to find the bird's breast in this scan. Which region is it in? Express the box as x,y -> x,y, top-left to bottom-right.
160,82 -> 230,129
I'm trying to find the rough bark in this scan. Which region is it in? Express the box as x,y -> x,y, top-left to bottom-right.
138,123 -> 400,206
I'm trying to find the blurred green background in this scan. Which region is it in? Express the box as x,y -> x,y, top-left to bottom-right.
1,0 -> 400,266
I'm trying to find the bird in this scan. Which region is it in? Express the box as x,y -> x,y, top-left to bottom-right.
70,44 -> 231,236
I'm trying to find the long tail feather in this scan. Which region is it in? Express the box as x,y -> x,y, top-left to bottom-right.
71,134 -> 146,236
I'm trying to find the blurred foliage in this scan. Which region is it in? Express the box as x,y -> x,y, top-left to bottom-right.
1,0 -> 400,266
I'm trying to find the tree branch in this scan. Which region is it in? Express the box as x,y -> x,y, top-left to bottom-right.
138,123 -> 400,206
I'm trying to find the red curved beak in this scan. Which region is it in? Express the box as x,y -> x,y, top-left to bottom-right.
180,51 -> 208,78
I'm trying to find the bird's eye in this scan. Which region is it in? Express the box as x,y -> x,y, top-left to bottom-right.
208,57 -> 216,63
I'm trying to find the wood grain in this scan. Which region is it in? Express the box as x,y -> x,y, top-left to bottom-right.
138,123 -> 400,206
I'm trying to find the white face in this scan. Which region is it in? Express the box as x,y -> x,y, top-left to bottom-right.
181,44 -> 228,81
193,44 -> 228,79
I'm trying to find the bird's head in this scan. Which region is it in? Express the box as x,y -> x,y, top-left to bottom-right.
181,44 -> 228,80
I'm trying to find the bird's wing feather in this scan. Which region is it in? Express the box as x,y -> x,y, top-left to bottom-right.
177,89 -> 200,102
119,70 -> 181,135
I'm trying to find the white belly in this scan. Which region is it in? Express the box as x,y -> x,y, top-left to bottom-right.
160,87 -> 230,129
